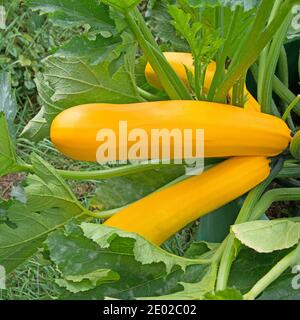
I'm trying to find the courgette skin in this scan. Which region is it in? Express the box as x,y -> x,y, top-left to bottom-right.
145,52 -> 261,112
50,101 -> 291,163
104,157 -> 271,245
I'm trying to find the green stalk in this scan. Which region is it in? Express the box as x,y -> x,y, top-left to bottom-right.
216,158 -> 284,290
208,7 -> 240,101
282,95 -> 300,121
215,0 -> 296,102
250,188 -> 300,221
194,57 -> 201,100
278,46 -> 289,88
244,244 -> 300,300
137,87 -> 166,101
232,75 -> 246,107
84,206 -> 126,220
251,64 -> 298,126
16,162 -> 176,180
257,0 -> 283,103
260,13 -> 292,114
125,11 -> 192,100
279,164 -> 300,179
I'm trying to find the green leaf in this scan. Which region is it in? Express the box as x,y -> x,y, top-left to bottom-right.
40,54 -> 141,122
26,0 -> 115,35
46,223 -> 210,299
232,219 -> 300,253
0,71 -> 17,131
184,241 -> 220,259
205,288 -> 243,300
102,0 -> 141,10
188,0 -> 259,11
258,269 -> 300,300
25,153 -> 84,213
20,107 -> 50,141
228,247 -> 293,294
0,204 -> 83,274
169,5 -> 223,62
56,269 -> 119,293
90,166 -> 184,210
54,34 -> 123,65
139,264 -> 218,300
146,0 -> 189,52
82,223 -> 200,273
0,114 -> 19,177
0,155 -> 86,273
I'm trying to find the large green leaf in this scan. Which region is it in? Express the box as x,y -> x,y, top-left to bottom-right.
40,54 -> 141,122
139,264 -> 218,300
228,247 -> 294,295
232,219 -> 300,253
0,154 -> 86,273
258,270 -> 300,300
26,0 -> 115,34
0,205 -> 83,274
54,34 -> 123,66
25,153 -> 84,213
0,114 -> 19,178
46,223 -> 210,299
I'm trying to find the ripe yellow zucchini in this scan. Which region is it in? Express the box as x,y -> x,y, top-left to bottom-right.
104,157 -> 271,245
50,101 -> 291,163
145,52 -> 261,112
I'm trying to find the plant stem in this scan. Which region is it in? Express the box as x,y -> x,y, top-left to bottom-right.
125,10 -> 192,100
216,235 -> 236,290
278,46 -> 289,88
208,6 -> 240,101
215,0 -> 295,102
216,158 -> 284,290
260,12 -> 292,114
137,87 -> 166,101
251,64 -> 300,112
257,0 -> 283,104
250,188 -> 300,221
84,206 -> 126,220
16,162 -> 176,180
282,95 -> 300,121
244,244 -> 300,300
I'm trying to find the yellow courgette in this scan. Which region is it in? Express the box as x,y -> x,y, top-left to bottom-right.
145,52 -> 261,112
104,157 -> 270,245
51,101 -> 291,162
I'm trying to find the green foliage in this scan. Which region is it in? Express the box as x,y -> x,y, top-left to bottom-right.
26,0 -> 115,35
46,223 -> 210,299
232,219 -> 300,253
1,0 -> 299,301
205,288 -> 243,300
0,154 -> 86,273
0,114 -> 19,178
